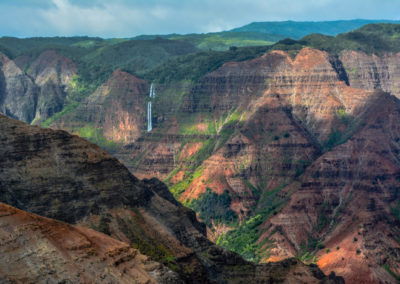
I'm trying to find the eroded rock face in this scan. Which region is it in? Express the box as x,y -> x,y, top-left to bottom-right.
340,50 -> 400,98
132,48 -> 375,203
28,50 -> 76,87
185,48 -> 373,142
0,53 -> 38,122
0,114 -> 342,283
28,50 -> 77,123
2,45 -> 398,283
119,48 -> 400,283
0,202 -> 180,284
56,70 -> 148,144
264,92 -> 400,283
180,96 -> 320,218
0,50 -> 77,124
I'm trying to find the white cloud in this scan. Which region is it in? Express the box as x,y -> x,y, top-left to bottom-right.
0,0 -> 399,37
39,0 -> 128,36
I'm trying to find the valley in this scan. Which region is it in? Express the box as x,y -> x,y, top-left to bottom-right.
0,21 -> 400,283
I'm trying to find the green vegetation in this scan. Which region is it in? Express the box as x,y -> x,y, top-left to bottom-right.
0,36 -> 104,58
143,45 -> 270,83
303,24 -> 400,55
337,108 -> 350,126
135,31 -> 278,51
167,31 -> 274,51
297,234 -> 325,263
217,183 -> 287,262
81,37 -> 197,87
97,215 -> 111,235
41,102 -> 79,128
383,263 -> 400,282
317,214 -> 330,232
297,247 -> 318,264
116,215 -> 179,271
76,125 -> 119,153
231,20 -> 400,40
187,139 -> 216,168
178,113 -> 216,135
189,188 -> 238,227
215,108 -> 244,149
324,128 -> 342,150
0,36 -> 199,111
169,167 -> 203,199
391,202 -> 400,221
217,214 -> 265,262
270,23 -> 400,57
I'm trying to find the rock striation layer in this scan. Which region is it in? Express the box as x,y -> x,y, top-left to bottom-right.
0,114 -> 343,283
0,202 -> 179,284
56,69 -> 148,144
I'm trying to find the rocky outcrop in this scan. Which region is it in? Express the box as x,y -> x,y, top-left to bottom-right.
0,202 -> 180,284
0,114 -> 343,283
0,50 -> 77,124
185,48 -> 373,143
180,95 -> 320,218
0,53 -> 38,122
3,42 -> 398,282
149,48 -> 373,217
340,50 -> 400,98
28,50 -> 76,87
263,92 -> 400,283
28,50 -> 76,123
118,48 -> 400,283
56,69 -> 148,143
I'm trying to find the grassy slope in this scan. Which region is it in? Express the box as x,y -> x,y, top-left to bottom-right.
135,31 -> 278,51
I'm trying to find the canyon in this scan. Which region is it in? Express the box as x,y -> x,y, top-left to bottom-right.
0,113 -> 342,283
0,23 -> 399,283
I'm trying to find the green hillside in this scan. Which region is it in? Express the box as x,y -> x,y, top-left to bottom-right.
231,19 -> 400,39
273,23 -> 400,55
135,31 -> 278,51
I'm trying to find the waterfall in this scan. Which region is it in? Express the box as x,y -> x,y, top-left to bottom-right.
147,102 -> 152,132
147,83 -> 155,132
150,83 -> 156,98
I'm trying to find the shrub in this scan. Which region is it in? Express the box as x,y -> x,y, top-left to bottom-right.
190,188 -> 238,227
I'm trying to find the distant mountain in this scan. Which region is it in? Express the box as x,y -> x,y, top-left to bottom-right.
132,20 -> 400,51
231,19 -> 400,39
134,31 -> 279,51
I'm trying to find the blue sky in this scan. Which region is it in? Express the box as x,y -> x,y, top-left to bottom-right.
1,0 -> 399,38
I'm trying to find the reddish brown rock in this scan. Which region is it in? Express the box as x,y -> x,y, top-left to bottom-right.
56,69 -> 148,144
28,50 -> 76,87
0,113 -> 343,283
0,202 -> 179,283
340,50 -> 400,98
263,92 -> 400,283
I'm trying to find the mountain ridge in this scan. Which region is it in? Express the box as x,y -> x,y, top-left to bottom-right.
1,23 -> 400,283
0,113 -> 343,283
230,19 -> 400,39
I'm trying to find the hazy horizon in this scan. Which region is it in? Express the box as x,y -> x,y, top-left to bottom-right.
1,0 -> 399,38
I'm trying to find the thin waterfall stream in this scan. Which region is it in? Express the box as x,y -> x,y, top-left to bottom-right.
147,83 -> 155,132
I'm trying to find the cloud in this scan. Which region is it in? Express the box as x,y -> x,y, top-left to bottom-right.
0,0 -> 399,38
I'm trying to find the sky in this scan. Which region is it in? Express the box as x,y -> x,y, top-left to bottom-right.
0,0 -> 399,38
